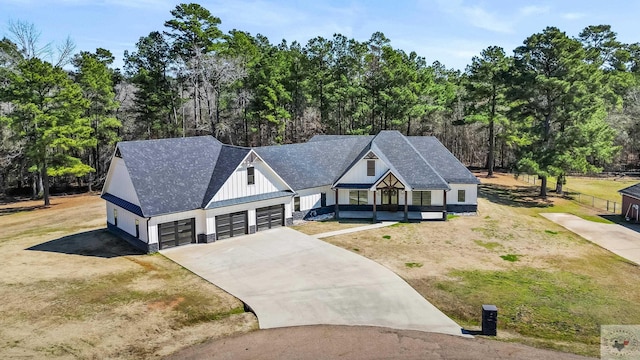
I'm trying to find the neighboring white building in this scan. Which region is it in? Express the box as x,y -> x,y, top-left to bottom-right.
102,131 -> 480,252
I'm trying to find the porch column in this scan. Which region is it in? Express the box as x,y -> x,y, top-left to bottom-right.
404,190 -> 408,222
334,188 -> 339,220
373,190 -> 377,223
443,189 -> 447,221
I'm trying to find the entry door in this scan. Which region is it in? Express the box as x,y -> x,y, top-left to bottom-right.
381,189 -> 399,212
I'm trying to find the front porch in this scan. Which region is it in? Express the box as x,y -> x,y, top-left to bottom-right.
338,210 -> 422,222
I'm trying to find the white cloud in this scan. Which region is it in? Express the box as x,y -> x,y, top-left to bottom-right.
519,5 -> 550,16
434,0 -> 514,34
562,12 -> 586,20
463,5 -> 513,33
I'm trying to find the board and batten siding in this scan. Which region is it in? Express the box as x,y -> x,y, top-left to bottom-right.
294,186 -> 334,211
106,202 -> 148,242
338,157 -> 389,184
446,184 -> 478,205
210,161 -> 288,203
104,157 -> 141,205
147,209 -> 205,246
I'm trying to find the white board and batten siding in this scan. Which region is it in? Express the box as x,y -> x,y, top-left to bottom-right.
446,184 -> 478,205
147,209 -> 206,246
106,202 -> 148,242
337,157 -> 389,184
103,157 -> 141,205
209,160 -> 288,203
294,186 -> 334,211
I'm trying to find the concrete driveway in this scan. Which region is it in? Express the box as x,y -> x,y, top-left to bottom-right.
542,213 -> 640,265
161,227 -> 464,336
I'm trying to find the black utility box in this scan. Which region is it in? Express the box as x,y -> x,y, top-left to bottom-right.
482,304 -> 498,336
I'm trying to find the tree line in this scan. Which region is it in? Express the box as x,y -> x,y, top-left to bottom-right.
1,3 -> 640,204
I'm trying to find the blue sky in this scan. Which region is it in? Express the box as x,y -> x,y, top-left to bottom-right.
2,0 -> 639,71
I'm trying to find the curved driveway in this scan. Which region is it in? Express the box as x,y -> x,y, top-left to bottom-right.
161,227 -> 464,336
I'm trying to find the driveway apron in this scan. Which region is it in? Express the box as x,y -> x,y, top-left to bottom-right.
161,227 -> 464,336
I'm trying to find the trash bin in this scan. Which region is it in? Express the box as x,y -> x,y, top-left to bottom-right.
482,304 -> 497,336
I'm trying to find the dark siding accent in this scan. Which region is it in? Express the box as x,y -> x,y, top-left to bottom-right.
102,193 -> 144,217
447,204 -> 478,213
106,223 -> 156,253
292,206 -> 334,221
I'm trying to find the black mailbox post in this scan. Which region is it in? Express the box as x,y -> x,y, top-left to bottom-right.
482,304 -> 497,336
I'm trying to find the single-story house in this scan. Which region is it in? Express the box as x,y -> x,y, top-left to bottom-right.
101,130 -> 480,252
620,183 -> 640,222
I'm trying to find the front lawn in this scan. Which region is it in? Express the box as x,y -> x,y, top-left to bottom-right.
303,172 -> 640,357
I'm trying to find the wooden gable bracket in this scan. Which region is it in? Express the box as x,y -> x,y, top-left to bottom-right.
376,173 -> 404,189
364,151 -> 379,160
243,152 -> 260,167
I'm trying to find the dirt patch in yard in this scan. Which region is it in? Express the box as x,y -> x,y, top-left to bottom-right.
0,194 -> 257,359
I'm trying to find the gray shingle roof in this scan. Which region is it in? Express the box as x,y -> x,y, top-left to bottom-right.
111,132 -> 477,217
255,137 -> 372,190
620,183 -> 640,199
101,193 -> 144,217
116,136 -> 249,217
371,131 -> 449,190
206,191 -> 294,209
407,136 -> 480,184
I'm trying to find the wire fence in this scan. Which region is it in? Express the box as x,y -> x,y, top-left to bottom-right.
518,174 -> 620,213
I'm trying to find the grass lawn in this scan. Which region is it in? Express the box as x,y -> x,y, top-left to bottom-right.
0,195 -> 256,359
560,176 -> 637,202
522,174 -> 638,202
303,172 -> 640,357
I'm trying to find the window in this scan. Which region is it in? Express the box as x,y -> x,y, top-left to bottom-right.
367,160 -> 375,176
294,196 -> 300,211
135,219 -> 140,238
113,208 -> 118,226
247,167 -> 255,185
412,191 -> 431,206
458,189 -> 466,203
349,190 -> 368,205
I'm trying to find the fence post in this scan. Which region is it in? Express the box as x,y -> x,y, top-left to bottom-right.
607,200 -> 610,212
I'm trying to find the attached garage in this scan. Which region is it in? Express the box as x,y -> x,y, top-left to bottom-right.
158,218 -> 195,250
256,205 -> 284,231
216,211 -> 248,240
